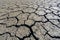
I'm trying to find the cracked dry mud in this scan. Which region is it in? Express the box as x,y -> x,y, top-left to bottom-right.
0,0 -> 60,40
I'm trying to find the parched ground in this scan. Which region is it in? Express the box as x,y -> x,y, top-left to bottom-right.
0,0 -> 60,40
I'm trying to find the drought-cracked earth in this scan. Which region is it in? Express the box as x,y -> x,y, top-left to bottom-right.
0,0 -> 60,40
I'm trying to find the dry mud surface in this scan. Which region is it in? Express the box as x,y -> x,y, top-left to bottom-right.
0,0 -> 60,40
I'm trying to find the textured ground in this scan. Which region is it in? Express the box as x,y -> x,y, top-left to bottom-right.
0,0 -> 60,40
